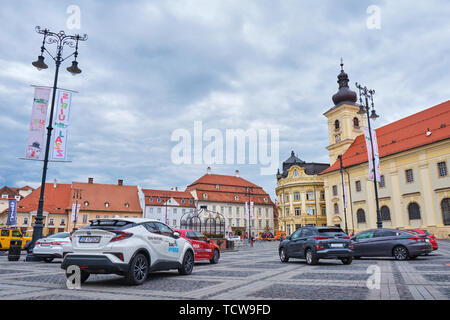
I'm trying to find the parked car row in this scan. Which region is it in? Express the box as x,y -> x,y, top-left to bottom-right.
31,218 -> 221,285
279,226 -> 435,265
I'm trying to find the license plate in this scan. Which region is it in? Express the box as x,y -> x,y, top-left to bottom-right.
425,239 -> 429,242
79,236 -> 101,243
330,243 -> 344,248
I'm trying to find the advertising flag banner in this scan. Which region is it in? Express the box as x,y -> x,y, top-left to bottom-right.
71,203 -> 80,222
7,199 -> 17,226
245,202 -> 249,220
51,90 -> 72,160
250,201 -> 254,219
363,127 -> 381,181
26,87 -> 51,159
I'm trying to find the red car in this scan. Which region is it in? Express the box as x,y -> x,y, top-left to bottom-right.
175,229 -> 220,264
403,229 -> 438,251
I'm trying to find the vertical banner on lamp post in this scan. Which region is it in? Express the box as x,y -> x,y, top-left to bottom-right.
26,87 -> 51,159
51,90 -> 72,161
245,202 -> 249,220
363,127 -> 381,181
71,203 -> 80,222
7,199 -> 18,226
250,201 -> 254,219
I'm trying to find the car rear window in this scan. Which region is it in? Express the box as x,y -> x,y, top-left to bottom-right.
85,219 -> 136,230
318,228 -> 347,236
47,232 -> 70,238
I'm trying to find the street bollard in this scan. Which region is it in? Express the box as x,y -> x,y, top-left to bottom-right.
8,239 -> 22,261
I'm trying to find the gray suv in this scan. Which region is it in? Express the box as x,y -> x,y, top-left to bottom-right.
279,227 -> 354,265
351,228 -> 432,260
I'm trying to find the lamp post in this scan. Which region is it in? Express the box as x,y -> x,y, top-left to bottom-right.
338,155 -> 349,234
26,27 -> 87,261
355,82 -> 382,229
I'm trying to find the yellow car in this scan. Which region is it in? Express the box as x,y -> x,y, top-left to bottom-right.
0,227 -> 33,251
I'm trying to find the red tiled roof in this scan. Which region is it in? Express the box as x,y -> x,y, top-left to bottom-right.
0,186 -> 21,199
71,182 -> 142,213
15,183 -> 72,214
142,189 -> 195,207
187,174 -> 274,206
321,100 -> 450,174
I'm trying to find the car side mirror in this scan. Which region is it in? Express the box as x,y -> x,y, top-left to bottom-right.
173,231 -> 180,238
351,236 -> 357,241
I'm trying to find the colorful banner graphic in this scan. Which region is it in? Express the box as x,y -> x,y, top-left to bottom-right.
51,90 -> 72,160
363,127 -> 381,181
71,203 -> 80,222
250,201 -> 254,219
7,199 -> 17,226
26,87 -> 51,159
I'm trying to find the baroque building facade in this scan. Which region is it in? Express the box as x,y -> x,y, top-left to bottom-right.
276,151 -> 329,235
320,63 -> 450,238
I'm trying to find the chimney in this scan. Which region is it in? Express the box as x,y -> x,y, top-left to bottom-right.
88,177 -> 94,184
53,179 -> 57,188
207,167 -> 211,175
235,169 -> 240,177
118,179 -> 123,186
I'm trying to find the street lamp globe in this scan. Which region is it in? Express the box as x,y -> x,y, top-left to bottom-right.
67,60 -> 82,75
370,109 -> 380,120
32,55 -> 48,71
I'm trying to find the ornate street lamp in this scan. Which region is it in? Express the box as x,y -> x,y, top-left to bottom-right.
26,27 -> 87,261
355,82 -> 382,229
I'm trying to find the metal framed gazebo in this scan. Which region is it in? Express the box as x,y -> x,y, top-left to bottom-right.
180,208 -> 225,237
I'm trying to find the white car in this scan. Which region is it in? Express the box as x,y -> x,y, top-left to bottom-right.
33,232 -> 71,263
61,218 -> 194,285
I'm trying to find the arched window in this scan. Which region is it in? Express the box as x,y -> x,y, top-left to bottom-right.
353,117 -> 359,128
441,198 -> 450,225
293,169 -> 298,177
356,209 -> 366,223
380,206 -> 391,221
408,202 -> 421,220
334,120 -> 340,130
334,203 -> 339,214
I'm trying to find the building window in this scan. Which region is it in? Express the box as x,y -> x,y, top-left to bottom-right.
353,117 -> 359,128
60,218 -> 66,226
203,193 -> 208,199
333,203 -> 339,214
23,217 -> 28,225
285,208 -> 289,217
264,197 -> 268,203
294,192 -> 300,201
157,197 -> 161,202
320,192 -> 325,200
157,208 -> 161,213
105,202 -> 110,208
49,218 -> 54,226
332,185 -> 338,196
294,208 -> 301,216
321,207 -> 326,216
355,180 -> 361,192
149,197 -> 153,202
234,195 -> 239,201
236,207 -> 240,215
381,206 -> 391,221
265,208 -> 269,217
216,184 -> 220,190
408,202 -> 421,220
356,209 -> 366,223
189,200 -> 193,204
379,175 -> 385,188
173,219 -> 177,226
307,206 -> 315,216
285,194 -> 289,202
84,201 -> 89,206
405,169 -> 414,183
82,214 -> 88,223
441,198 -> 450,225
306,192 -> 314,200
335,134 -> 341,142
438,162 -> 448,177
334,119 -> 340,130
228,218 -> 232,226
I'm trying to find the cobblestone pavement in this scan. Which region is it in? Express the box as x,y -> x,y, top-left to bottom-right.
0,240 -> 449,300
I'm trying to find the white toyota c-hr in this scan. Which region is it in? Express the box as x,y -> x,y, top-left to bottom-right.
61,218 -> 194,285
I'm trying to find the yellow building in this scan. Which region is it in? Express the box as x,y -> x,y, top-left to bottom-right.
276,151 -> 329,235
320,63 -> 450,238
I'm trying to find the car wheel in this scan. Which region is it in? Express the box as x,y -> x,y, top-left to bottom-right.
305,249 -> 318,265
210,249 -> 219,264
43,258 -> 54,263
341,257 -> 353,265
279,248 -> 289,262
178,250 -> 194,275
393,246 -> 409,261
125,253 -> 149,285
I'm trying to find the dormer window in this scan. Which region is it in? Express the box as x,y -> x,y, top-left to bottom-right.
203,193 -> 208,199
125,203 -> 130,208
105,202 -> 110,208
234,195 -> 239,201
215,184 -> 220,190
181,199 -> 185,204
84,201 -> 89,206
293,169 -> 298,177
264,197 -> 268,203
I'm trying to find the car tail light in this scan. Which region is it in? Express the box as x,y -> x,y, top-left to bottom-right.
316,244 -> 325,250
349,244 -> 354,249
110,231 -> 133,242
50,241 -> 69,245
408,236 -> 425,242
314,236 -> 329,240
35,241 -> 40,245
342,236 -> 350,239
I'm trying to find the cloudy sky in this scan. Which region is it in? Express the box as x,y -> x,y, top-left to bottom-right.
0,0 -> 449,200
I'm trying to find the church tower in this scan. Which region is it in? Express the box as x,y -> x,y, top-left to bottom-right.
323,60 -> 366,164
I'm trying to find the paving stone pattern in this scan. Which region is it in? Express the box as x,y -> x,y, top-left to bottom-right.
0,240 -> 449,300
